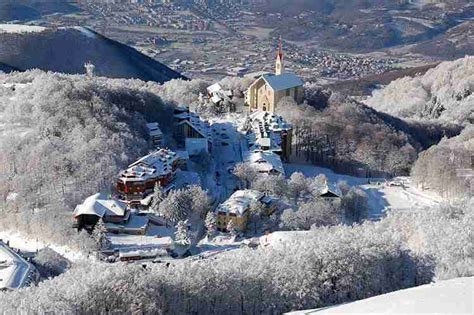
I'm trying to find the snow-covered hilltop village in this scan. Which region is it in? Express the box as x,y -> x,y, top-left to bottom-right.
0,25 -> 472,314
69,43 -> 325,263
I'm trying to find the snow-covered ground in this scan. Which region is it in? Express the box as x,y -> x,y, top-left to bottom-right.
0,231 -> 86,261
0,24 -> 46,34
288,277 -> 473,315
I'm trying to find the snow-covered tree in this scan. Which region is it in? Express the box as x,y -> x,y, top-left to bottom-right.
341,187 -> 369,223
233,162 -> 257,189
84,62 -> 95,78
204,212 -> 217,237
226,219 -> 238,236
248,200 -> 267,234
251,174 -> 287,198
91,219 -> 109,250
188,185 -> 211,218
280,199 -> 343,231
366,56 -> 474,124
174,220 -> 190,247
158,189 -> 189,223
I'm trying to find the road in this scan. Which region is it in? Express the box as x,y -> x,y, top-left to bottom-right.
210,121 -> 244,204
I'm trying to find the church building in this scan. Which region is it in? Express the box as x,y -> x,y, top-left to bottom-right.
246,38 -> 304,113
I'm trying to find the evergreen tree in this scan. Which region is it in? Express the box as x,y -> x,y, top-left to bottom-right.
174,220 -> 191,247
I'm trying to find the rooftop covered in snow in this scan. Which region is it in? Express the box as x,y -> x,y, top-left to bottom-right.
0,241 -> 38,291
73,193 -> 127,218
245,151 -> 285,175
261,73 -> 304,91
120,148 -> 182,182
216,190 -> 264,216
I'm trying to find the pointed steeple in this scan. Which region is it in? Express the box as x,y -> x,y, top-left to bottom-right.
275,36 -> 284,75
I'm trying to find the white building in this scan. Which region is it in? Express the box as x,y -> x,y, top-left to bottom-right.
174,110 -> 213,156
0,241 -> 39,291
244,151 -> 285,176
207,83 -> 233,106
73,193 -> 130,230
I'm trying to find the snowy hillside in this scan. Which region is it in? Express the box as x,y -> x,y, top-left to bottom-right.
288,277 -> 473,314
365,56 -> 474,124
0,24 -> 186,83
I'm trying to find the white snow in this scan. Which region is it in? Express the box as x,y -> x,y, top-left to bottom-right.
0,231 -> 86,261
6,192 -> 18,201
288,277 -> 474,315
0,24 -> 46,34
285,164 -> 443,220
71,26 -> 97,39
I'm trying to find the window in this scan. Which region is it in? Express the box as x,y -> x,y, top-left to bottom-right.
286,89 -> 290,97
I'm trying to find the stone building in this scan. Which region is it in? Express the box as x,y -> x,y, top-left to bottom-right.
246,38 -> 304,113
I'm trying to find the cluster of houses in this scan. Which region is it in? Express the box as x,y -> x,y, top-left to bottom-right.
0,240 -> 39,291
70,39 -> 341,256
243,111 -> 293,177
72,106 -> 216,260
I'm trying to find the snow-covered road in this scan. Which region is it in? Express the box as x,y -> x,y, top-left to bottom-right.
210,118 -> 244,204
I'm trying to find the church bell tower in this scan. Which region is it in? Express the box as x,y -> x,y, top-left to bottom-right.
275,36 -> 284,76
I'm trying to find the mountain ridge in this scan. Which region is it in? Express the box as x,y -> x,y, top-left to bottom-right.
0,25 -> 186,83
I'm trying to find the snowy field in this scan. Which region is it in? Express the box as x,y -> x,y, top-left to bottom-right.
284,164 -> 442,220
288,277 -> 474,315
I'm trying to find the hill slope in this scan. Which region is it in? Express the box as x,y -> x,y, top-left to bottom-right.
289,277 -> 473,314
365,56 -> 474,124
0,61 -> 17,72
0,24 -> 186,83
0,0 -> 79,22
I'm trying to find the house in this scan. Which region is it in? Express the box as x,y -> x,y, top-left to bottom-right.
207,83 -> 233,102
215,190 -> 265,232
247,111 -> 292,161
146,122 -> 163,148
0,241 -> 39,291
116,148 -> 186,202
246,38 -> 304,113
244,151 -> 285,176
73,193 -> 130,230
105,215 -> 149,236
319,183 -> 342,200
174,109 -> 213,155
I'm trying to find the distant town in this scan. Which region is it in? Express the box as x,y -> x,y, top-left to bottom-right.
38,0 -> 411,82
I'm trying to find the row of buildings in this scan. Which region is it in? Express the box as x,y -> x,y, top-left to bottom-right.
243,111 -> 293,177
